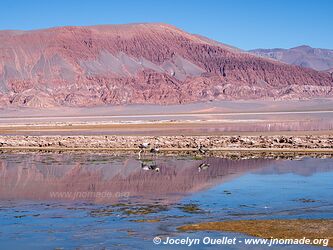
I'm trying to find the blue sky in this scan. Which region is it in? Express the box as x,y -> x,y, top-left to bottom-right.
1,0 -> 332,50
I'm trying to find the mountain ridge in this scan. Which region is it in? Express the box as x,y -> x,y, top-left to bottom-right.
0,23 -> 332,108
250,45 -> 333,71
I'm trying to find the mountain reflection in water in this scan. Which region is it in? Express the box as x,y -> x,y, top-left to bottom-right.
0,153 -> 272,203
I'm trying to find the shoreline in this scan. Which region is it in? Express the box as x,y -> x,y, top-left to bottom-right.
1,135 -> 332,154
1,146 -> 333,153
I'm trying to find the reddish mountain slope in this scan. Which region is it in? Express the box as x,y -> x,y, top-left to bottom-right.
0,24 -> 332,108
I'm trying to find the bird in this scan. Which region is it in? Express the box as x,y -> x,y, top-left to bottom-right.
139,142 -> 150,149
198,163 -> 210,172
150,147 -> 160,154
138,142 -> 151,159
141,162 -> 150,171
141,162 -> 160,172
149,164 -> 160,172
198,145 -> 208,154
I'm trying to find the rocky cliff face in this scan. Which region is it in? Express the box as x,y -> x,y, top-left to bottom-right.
0,24 -> 332,108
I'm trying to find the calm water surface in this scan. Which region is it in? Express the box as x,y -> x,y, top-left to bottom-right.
0,153 -> 332,249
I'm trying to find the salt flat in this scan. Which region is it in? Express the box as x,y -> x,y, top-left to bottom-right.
1,99 -> 332,136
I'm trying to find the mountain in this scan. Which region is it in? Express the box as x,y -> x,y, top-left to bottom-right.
0,24 -> 332,108
250,45 -> 333,71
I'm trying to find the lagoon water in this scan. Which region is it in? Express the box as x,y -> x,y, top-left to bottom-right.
0,153 -> 332,249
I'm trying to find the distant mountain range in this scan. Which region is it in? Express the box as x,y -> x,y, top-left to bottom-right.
249,45 -> 333,72
0,24 -> 332,108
